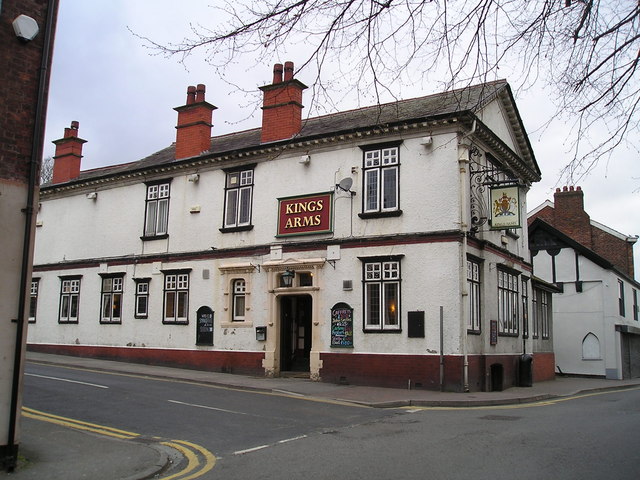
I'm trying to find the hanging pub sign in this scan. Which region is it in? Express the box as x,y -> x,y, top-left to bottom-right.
330,302 -> 354,348
277,192 -> 333,237
490,185 -> 521,230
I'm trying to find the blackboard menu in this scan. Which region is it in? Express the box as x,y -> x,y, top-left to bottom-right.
196,306 -> 214,346
330,302 -> 353,348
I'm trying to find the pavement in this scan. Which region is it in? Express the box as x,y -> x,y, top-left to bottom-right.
5,351 -> 640,479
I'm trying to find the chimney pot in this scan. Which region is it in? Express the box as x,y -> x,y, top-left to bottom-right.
186,86 -> 196,105
196,84 -> 206,103
273,63 -> 283,84
284,61 -> 294,81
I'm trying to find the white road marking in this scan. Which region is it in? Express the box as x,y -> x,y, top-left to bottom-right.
168,399 -> 250,416
234,435 -> 307,455
26,373 -> 108,389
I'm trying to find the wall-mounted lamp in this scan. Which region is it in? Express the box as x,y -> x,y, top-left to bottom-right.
299,155 -> 311,165
280,269 -> 295,288
86,192 -> 97,200
13,15 -> 39,42
187,173 -> 200,183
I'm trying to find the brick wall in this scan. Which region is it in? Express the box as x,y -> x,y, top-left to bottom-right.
0,0 -> 58,183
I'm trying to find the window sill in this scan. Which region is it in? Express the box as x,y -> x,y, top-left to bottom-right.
358,210 -> 403,220
140,234 -> 169,241
219,321 -> 254,328
134,315 -> 148,319
498,332 -> 519,337
58,320 -> 79,324
363,328 -> 402,333
100,320 -> 122,325
162,320 -> 189,325
467,330 -> 481,335
219,225 -> 254,234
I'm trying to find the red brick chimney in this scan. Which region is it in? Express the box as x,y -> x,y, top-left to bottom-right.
554,186 -> 592,248
174,84 -> 217,160
52,121 -> 86,184
259,61 -> 308,143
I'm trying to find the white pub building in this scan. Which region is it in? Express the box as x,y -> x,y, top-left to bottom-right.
28,62 -> 554,392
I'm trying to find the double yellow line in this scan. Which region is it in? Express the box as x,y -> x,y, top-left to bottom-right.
22,407 -> 216,479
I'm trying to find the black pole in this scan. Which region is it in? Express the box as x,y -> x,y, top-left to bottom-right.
6,0 -> 58,471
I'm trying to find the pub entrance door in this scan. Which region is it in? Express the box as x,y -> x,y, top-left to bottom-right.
280,295 -> 312,373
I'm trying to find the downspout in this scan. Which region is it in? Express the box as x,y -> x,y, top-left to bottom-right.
458,119 -> 475,393
7,0 -> 58,469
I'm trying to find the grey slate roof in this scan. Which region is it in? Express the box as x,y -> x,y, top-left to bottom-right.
46,79 -> 538,187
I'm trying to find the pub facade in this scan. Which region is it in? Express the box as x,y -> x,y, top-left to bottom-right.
28,62 -> 553,391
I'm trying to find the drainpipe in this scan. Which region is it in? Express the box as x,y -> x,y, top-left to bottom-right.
458,121 -> 475,393
7,0 -> 58,470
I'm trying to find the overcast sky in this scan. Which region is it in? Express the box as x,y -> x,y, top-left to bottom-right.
43,1 -> 639,275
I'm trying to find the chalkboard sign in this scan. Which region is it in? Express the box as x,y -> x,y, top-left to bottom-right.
196,306 -> 214,346
330,302 -> 353,348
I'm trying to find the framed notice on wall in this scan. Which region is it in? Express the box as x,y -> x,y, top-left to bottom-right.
330,302 -> 353,348
490,185 -> 521,230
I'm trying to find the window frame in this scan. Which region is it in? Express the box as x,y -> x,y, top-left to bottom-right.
633,288 -> 638,322
359,142 -> 402,219
360,255 -> 403,333
58,275 -> 81,324
163,270 -> 190,324
618,280 -> 626,317
497,268 -> 519,336
221,166 -> 255,232
142,179 -> 171,240
29,278 -> 40,323
521,277 -> 529,338
467,258 -> 482,333
231,278 -> 246,322
100,274 -> 124,324
540,290 -> 550,339
134,278 -> 151,319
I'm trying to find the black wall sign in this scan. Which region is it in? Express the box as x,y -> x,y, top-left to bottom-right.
330,302 -> 353,348
196,306 -> 214,346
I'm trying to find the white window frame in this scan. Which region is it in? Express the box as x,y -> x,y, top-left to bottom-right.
540,290 -> 550,339
223,169 -> 253,229
363,259 -> 401,331
467,259 -> 481,333
521,277 -> 529,338
363,146 -> 399,214
232,279 -> 246,322
100,275 -> 123,324
144,181 -> 170,237
29,279 -> 39,323
164,272 -> 189,324
498,269 -> 519,335
134,280 -> 150,319
59,277 -> 81,323
618,280 -> 626,317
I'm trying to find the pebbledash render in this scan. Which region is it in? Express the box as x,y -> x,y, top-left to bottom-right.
28,62 -> 555,392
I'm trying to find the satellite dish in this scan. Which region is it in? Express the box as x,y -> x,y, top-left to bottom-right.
337,177 -> 353,192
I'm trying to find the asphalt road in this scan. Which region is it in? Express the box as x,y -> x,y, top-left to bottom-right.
23,362 -> 640,480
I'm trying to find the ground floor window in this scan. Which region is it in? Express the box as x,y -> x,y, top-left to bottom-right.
100,275 -> 123,324
361,256 -> 402,332
59,276 -> 81,323
163,271 -> 189,324
232,279 -> 246,321
29,279 -> 39,323
467,259 -> 481,333
540,290 -> 550,339
498,269 -> 518,335
134,279 -> 150,319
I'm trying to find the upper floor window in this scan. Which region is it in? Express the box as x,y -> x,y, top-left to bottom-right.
222,168 -> 254,231
467,259 -> 481,333
135,279 -> 150,319
164,271 -> 189,324
100,275 -> 123,324
29,279 -> 39,323
360,143 -> 401,217
618,280 -> 625,317
497,269 -> 518,335
59,276 -> 81,323
144,181 -> 171,238
362,257 -> 402,332
232,279 -> 246,322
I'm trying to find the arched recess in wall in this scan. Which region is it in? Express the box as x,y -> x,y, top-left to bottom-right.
582,333 -> 601,360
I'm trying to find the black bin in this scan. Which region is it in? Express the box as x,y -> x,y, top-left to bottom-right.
519,354 -> 533,387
